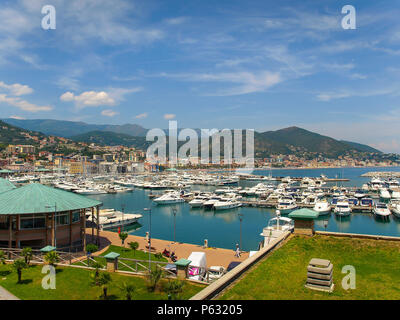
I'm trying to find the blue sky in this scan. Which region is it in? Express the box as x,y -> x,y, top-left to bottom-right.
1,0 -> 400,152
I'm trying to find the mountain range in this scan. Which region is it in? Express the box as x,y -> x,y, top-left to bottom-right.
2,118 -> 381,157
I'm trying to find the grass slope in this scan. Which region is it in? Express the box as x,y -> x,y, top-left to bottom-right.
219,235 -> 400,300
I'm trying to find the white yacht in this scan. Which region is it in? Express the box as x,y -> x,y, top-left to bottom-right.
391,190 -> 400,200
153,192 -> 185,205
213,198 -> 242,210
87,208 -> 142,230
203,196 -> 222,209
373,202 -> 391,218
390,200 -> 400,218
75,188 -> 107,195
379,188 -> 391,201
277,198 -> 297,214
334,200 -> 352,217
313,200 -> 331,215
188,196 -> 208,208
260,214 -> 294,246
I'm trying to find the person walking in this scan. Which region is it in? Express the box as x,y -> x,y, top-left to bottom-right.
235,244 -> 241,258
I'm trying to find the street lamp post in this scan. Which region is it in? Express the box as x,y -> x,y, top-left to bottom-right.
172,207 -> 177,243
121,203 -> 125,233
238,213 -> 243,252
144,207 -> 152,271
46,203 -> 57,248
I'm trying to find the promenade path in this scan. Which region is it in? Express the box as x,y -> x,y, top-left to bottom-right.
87,229 -> 249,269
0,286 -> 19,300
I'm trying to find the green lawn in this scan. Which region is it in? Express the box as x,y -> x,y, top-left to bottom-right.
219,235 -> 400,300
0,264 -> 205,300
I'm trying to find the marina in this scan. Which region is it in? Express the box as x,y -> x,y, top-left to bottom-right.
2,166 -> 400,252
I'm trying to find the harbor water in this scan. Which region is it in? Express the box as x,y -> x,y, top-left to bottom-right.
87,166 -> 400,252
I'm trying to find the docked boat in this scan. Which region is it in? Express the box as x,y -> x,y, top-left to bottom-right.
188,196 -> 208,208
87,208 -> 142,230
277,198 -> 297,214
390,200 -> 400,217
373,202 -> 391,218
313,200 -> 331,215
213,198 -> 242,210
334,200 -> 352,217
203,196 -> 222,209
153,192 -> 185,205
379,188 -> 391,201
360,197 -> 374,207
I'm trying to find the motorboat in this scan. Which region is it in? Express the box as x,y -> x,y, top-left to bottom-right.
379,188 -> 391,201
188,196 -> 208,208
334,200 -> 352,217
260,214 -> 294,246
313,200 -> 331,215
153,192 -> 185,204
373,202 -> 391,218
213,198 -> 242,210
390,200 -> 400,218
277,198 -> 297,214
87,208 -> 142,230
203,196 -> 222,209
354,189 -> 368,199
360,197 -> 374,207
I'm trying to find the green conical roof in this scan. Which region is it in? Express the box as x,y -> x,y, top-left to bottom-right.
0,183 -> 102,215
0,178 -> 16,194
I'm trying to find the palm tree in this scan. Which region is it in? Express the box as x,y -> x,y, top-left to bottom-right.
119,232 -> 128,246
0,250 -> 6,265
147,265 -> 164,292
12,259 -> 27,283
128,241 -> 139,256
90,260 -> 103,279
164,280 -> 185,300
44,251 -> 59,267
21,247 -> 33,265
92,272 -> 112,299
119,282 -> 135,300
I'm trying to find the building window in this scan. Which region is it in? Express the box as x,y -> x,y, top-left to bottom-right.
20,214 -> 46,230
56,213 -> 70,226
72,211 -> 81,223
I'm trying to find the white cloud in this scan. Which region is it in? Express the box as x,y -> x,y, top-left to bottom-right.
9,115 -> 25,120
0,94 -> 52,112
135,112 -> 148,119
164,114 -> 176,120
101,109 -> 119,117
165,17 -> 188,25
0,81 -> 33,96
160,71 -> 282,96
60,91 -> 116,108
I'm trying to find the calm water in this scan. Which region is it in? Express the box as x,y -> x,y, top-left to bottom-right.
87,167 -> 400,251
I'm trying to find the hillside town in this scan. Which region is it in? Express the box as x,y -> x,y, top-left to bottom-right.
0,140 -> 399,175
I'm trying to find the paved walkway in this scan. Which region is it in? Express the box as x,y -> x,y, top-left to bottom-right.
0,285 -> 19,300
87,229 -> 249,269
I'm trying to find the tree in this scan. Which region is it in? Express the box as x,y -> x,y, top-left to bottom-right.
119,232 -> 128,246
21,247 -> 33,265
12,259 -> 27,283
90,260 -> 104,279
86,244 -> 98,254
128,241 -> 139,256
0,250 -> 6,265
119,282 -> 135,300
91,272 -> 112,300
44,251 -> 59,266
86,243 -> 99,265
147,265 -> 164,292
164,280 -> 185,300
